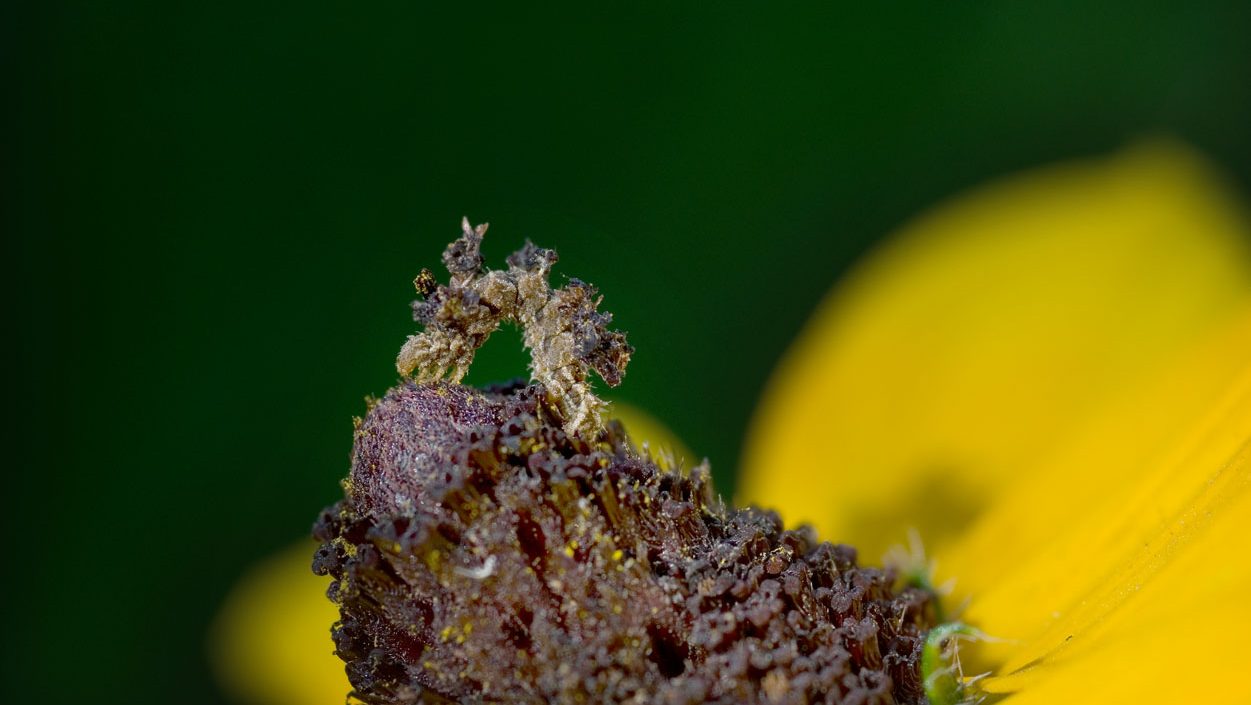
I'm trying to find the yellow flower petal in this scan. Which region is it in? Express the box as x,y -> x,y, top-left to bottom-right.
210,542 -> 348,705
984,485 -> 1251,702
609,401 -> 697,472
738,140 -> 1251,561
942,308 -> 1251,699
945,305 -> 1251,620
984,475 -> 1251,703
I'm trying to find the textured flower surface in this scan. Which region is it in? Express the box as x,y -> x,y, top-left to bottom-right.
213,141 -> 1251,704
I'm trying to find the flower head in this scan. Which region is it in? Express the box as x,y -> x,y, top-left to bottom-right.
213,140 -> 1251,705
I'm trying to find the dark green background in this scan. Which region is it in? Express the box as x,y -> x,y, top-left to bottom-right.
9,3 -> 1251,703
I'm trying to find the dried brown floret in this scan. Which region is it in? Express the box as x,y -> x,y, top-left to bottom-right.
315,226 -> 937,704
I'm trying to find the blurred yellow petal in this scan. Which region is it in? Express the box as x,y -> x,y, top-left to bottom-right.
986,476 -> 1251,702
738,140 -> 1251,561
610,400 -> 697,472
944,308 -> 1251,699
988,591 -> 1251,704
210,541 -> 347,705
946,306 -> 1251,630
988,474 -> 1251,703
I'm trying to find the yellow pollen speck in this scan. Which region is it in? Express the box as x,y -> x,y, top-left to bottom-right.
611,549 -> 624,561
763,670 -> 790,701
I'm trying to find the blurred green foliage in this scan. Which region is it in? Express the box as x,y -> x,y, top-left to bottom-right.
8,2 -> 1251,703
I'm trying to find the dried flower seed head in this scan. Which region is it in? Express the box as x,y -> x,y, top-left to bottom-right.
315,222 -> 939,704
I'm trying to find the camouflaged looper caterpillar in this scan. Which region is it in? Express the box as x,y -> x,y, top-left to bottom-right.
313,220 -> 942,705
396,217 -> 631,439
